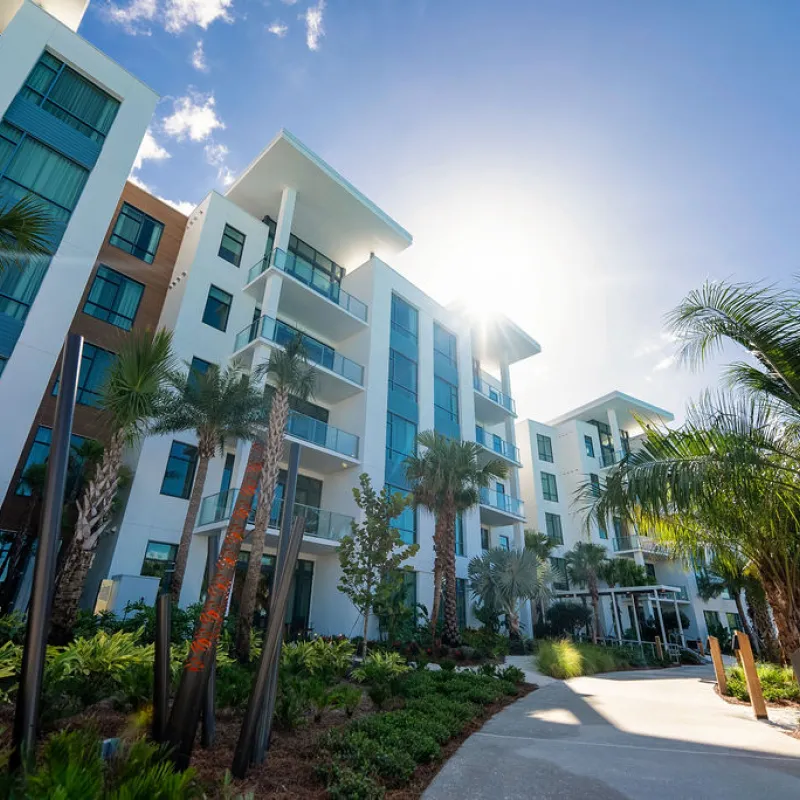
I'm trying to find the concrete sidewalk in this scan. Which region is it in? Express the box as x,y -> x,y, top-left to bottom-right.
424,665 -> 800,799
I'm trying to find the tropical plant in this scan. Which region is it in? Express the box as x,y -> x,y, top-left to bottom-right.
543,601 -> 594,637
337,474 -> 419,657
50,330 -> 175,643
598,558 -> 652,638
468,547 -> 551,637
405,431 -> 508,644
235,335 -> 316,660
0,195 -> 52,276
150,364 -> 265,602
352,650 -> 410,709
564,542 -> 609,642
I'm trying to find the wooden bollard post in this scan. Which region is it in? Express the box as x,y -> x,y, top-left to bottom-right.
654,636 -> 663,661
791,649 -> 800,689
708,636 -> 727,696
735,630 -> 767,720
697,639 -> 705,657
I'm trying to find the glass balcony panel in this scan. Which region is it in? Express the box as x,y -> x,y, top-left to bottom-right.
286,410 -> 359,458
475,426 -> 520,463
479,487 -> 524,517
473,373 -> 516,414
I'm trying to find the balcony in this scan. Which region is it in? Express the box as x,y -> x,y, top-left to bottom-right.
475,426 -> 520,466
473,373 -> 516,426
658,584 -> 690,602
196,489 -> 352,550
612,535 -> 671,559
597,448 -> 630,469
232,314 -> 365,403
479,487 -> 525,526
245,249 -> 368,340
285,410 -> 360,472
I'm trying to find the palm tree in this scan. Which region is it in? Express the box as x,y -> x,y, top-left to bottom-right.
599,558 -> 650,639
0,195 -> 52,275
468,548 -> 551,637
150,365 -> 265,603
50,330 -> 174,643
524,529 -> 556,626
405,431 -> 508,644
234,336 -> 315,660
565,542 -> 609,642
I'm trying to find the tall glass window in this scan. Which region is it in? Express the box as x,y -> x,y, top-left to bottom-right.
202,285 -> 232,331
545,512 -> 563,545
481,527 -> 490,550
388,349 -> 417,400
109,203 -> 164,263
83,266 -> 144,330
387,484 -> 415,544
537,433 -> 554,462
589,473 -> 600,497
16,425 -> 87,496
550,557 -> 569,591
434,376 -> 459,423
584,435 -> 595,458
455,513 -> 464,557
390,293 -> 418,341
20,51 -> 120,144
218,224 -> 246,266
433,322 -> 457,367
541,472 -> 558,502
53,342 -> 115,407
141,541 -> 177,590
160,441 -> 198,498
386,413 -> 417,461
498,535 -> 510,551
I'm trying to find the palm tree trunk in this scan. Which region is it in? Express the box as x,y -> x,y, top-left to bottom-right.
166,438 -> 266,769
589,581 -> 601,643
362,606 -> 370,658
429,519 -> 445,642
746,585 -> 780,663
235,390 -> 288,660
760,572 -> 800,662
442,506 -> 460,645
170,444 -> 212,604
733,591 -> 759,655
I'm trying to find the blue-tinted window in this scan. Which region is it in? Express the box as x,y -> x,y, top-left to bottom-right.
550,557 -> 569,590
584,435 -> 595,458
481,527 -> 490,550
202,285 -> 232,331
498,535 -> 510,551
16,425 -> 87,496
456,578 -> 466,629
541,472 -> 558,502
109,203 -> 164,264
455,513 -> 464,557
83,266 -> 144,331
433,322 -> 457,367
53,342 -> 115,407
386,412 -> 417,460
387,484 -> 415,544
589,473 -> 600,497
160,441 -> 198,499
219,452 -> 235,495
388,349 -> 417,400
391,294 -> 418,340
537,433 -> 553,462
612,518 -> 623,540
219,224 -> 245,266
545,512 -> 563,545
141,540 -> 177,590
434,376 -> 459,423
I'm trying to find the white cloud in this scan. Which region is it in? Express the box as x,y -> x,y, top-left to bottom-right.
190,40 -> 208,71
653,355 -> 677,372
164,0 -> 233,32
133,129 -> 171,171
218,166 -> 236,187
204,141 -> 229,166
105,0 -> 158,34
163,198 -> 197,215
281,0 -> 298,4
304,0 -> 324,50
268,20 -> 288,37
163,93 -> 225,142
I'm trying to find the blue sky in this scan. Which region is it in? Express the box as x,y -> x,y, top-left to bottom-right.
79,1 -> 800,424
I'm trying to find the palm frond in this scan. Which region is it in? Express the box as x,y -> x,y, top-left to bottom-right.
0,195 -> 53,275
254,334 -> 316,400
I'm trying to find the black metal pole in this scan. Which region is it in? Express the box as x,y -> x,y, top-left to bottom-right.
231,513 -> 305,777
153,592 -> 172,743
11,334 -> 82,770
253,441 -> 301,763
201,533 -> 220,748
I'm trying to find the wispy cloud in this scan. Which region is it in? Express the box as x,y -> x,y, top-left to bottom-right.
653,355 -> 677,372
204,141 -> 228,166
267,20 -> 288,37
218,166 -> 236,187
281,0 -> 298,5
304,0 -> 324,50
162,92 -> 225,142
133,129 -> 171,171
190,40 -> 208,71
104,0 -> 232,34
105,0 -> 158,34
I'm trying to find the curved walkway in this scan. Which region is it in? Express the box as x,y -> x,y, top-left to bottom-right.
425,664 -> 800,799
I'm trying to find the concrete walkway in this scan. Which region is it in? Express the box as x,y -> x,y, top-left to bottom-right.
424,665 -> 800,799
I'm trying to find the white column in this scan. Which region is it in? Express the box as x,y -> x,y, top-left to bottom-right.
606,407 -> 623,460
673,595 -> 685,647
654,590 -> 668,647
631,595 -> 642,644
259,186 -> 296,314
500,360 -> 524,550
611,590 -> 622,642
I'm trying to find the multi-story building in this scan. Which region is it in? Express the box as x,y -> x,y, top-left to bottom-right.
517,391 -> 744,644
94,129 -> 539,635
0,0 -> 158,508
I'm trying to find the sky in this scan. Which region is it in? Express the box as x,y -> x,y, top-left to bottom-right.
79,0 -> 800,425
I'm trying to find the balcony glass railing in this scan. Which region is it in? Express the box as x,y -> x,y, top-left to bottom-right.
613,535 -> 670,557
475,426 -> 520,463
286,410 -> 359,459
247,249 -> 368,322
599,448 -> 629,468
473,373 -> 515,415
658,584 -> 690,602
612,535 -> 640,552
479,487 -> 524,517
234,314 -> 365,386
197,488 -> 353,541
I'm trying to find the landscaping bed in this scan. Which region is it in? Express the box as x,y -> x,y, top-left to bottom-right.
719,663 -> 800,708
535,639 -> 672,679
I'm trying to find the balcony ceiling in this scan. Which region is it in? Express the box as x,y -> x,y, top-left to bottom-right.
226,130 -> 412,270
547,391 -> 675,430
479,503 -> 525,527
474,390 -> 515,427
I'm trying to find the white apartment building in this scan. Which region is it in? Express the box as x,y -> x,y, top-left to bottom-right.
517,391 -> 745,645
0,0 -> 157,502
96,130 -> 540,636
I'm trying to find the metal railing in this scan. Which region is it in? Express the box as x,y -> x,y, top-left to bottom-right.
247,249 -> 368,322
612,535 -> 640,552
197,488 -> 353,541
472,373 -> 515,414
233,314 -> 365,385
598,448 -> 629,468
612,535 -> 671,558
286,410 -> 359,459
479,487 -> 524,517
475,425 -> 520,463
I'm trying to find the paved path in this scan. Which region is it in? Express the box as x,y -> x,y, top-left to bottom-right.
425,665 -> 800,799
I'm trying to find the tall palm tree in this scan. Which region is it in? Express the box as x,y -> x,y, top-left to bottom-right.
565,542 -> 609,642
0,196 -> 52,275
468,548 -> 551,637
234,336 -> 315,660
524,529 -> 556,626
599,558 -> 650,639
50,330 -> 174,643
405,431 -> 507,644
150,365 -> 265,603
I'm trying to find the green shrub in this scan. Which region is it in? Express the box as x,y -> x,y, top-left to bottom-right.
323,763 -> 384,800
726,663 -> 800,704
0,640 -> 22,702
0,612 -> 27,646
536,640 -> 632,679
274,674 -> 311,730
330,684 -> 362,717
460,627 -> 509,659
438,659 -> 456,672
497,665 -> 525,685
280,638 -> 354,683
216,662 -> 254,710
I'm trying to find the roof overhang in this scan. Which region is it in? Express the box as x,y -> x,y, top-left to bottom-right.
225,129 -> 412,270
548,391 -> 674,430
448,303 -> 541,366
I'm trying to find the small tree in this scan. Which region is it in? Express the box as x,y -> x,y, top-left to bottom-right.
337,473 -> 419,657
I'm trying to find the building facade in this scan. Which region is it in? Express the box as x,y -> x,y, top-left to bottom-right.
516,392 -> 744,645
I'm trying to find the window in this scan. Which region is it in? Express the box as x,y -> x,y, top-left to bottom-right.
612,518 -> 623,540
645,563 -> 656,581
53,342 -> 115,407
160,441 -> 198,499
498,535 -> 510,551
287,232 -> 343,283
456,578 -> 467,629
550,557 -> 569,591
141,541 -> 177,590
20,51 -> 119,144
388,349 -> 417,400
391,294 -> 418,340
202,285 -> 232,331
218,224 -> 246,266
455,513 -> 464,557
109,203 -> 164,263
481,527 -> 490,550
545,512 -> 563,545
541,472 -> 558,502
726,612 -> 743,631
537,433 -> 553,462
704,610 -> 720,631
187,356 -> 214,391
584,435 -> 595,458
0,357 -> 6,377
83,266 -> 144,331
219,452 -> 235,495
433,322 -> 457,367
16,425 -> 87,496
589,473 -> 600,497
434,376 -> 459,422
386,413 -> 417,460
387,484 -> 416,544
599,521 -> 609,540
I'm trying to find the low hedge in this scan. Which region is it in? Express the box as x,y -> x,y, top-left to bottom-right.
535,639 -> 666,679
726,663 -> 800,704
